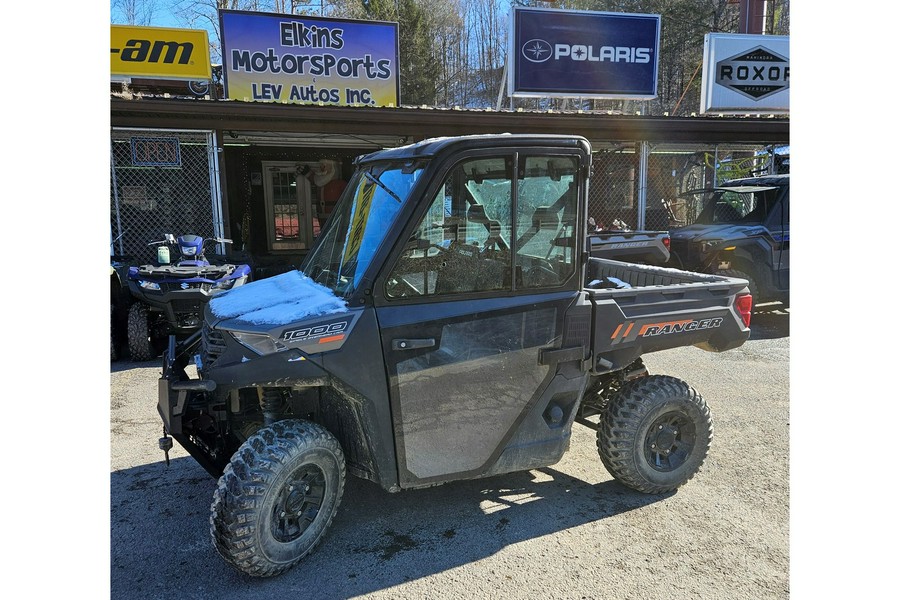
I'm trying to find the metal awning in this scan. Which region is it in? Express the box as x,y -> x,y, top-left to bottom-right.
110,96 -> 790,147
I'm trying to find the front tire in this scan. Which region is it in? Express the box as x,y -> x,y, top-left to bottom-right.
126,302 -> 155,361
597,375 -> 712,494
210,420 -> 346,577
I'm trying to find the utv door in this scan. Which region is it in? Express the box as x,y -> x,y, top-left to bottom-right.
374,150 -> 587,488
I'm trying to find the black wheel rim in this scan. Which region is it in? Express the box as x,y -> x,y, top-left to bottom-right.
271,465 -> 327,543
643,412 -> 696,472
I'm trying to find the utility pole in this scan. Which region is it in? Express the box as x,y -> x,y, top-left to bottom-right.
737,0 -> 768,35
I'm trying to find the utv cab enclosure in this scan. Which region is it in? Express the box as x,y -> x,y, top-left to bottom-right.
158,134 -> 753,577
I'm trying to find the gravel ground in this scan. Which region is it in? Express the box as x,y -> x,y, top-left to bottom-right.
106,306 -> 790,600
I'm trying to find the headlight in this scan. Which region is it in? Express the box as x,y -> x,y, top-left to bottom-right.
139,280 -> 161,290
181,245 -> 197,256
699,239 -> 722,253
231,331 -> 286,355
212,278 -> 237,291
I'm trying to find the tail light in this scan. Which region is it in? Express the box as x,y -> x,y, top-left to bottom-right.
735,293 -> 752,328
663,236 -> 671,250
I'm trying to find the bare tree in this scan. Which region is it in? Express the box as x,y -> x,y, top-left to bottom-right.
112,0 -> 160,25
464,0 -> 507,107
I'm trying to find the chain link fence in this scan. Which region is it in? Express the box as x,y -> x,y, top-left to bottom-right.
110,129 -> 223,263
111,129 -> 787,263
587,142 -> 787,232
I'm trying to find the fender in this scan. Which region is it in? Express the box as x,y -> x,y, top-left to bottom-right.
703,236 -> 770,273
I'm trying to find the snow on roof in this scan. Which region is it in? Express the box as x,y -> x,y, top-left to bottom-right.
209,270 -> 348,326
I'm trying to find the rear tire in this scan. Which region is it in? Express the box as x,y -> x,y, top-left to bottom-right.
597,375 -> 712,494
127,302 -> 155,361
716,268 -> 759,309
210,420 -> 346,577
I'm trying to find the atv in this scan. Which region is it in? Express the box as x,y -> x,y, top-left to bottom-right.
125,234 -> 251,361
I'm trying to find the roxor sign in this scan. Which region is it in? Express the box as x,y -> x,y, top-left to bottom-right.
700,33 -> 789,114
716,46 -> 789,99
508,7 -> 660,99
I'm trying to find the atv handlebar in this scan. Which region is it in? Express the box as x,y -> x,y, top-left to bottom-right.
146,235 -> 233,247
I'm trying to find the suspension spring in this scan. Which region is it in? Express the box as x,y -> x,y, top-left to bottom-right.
260,388 -> 288,426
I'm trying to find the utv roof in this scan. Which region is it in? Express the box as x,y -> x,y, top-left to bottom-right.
719,173 -> 789,187
354,133 -> 590,164
679,173 -> 788,197
712,185 -> 779,193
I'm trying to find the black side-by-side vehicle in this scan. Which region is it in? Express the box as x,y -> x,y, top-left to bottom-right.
158,134 -> 753,577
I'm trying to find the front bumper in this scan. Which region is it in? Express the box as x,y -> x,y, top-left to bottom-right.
158,335 -> 208,434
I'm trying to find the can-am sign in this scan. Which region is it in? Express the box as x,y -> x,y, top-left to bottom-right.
700,33 -> 789,114
111,25 -> 211,80
508,7 -> 660,99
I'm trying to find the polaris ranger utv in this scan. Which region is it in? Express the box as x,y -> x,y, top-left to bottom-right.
669,174 -> 789,309
158,134 -> 753,577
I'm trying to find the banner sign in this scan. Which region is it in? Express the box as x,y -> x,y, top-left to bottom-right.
700,33 -> 789,114
220,9 -> 400,107
508,7 -> 660,99
111,25 -> 211,80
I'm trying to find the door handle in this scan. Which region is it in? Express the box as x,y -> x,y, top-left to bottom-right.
392,338 -> 435,351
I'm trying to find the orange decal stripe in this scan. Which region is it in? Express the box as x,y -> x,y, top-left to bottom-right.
623,322 -> 634,338
611,324 -> 623,339
318,334 -> 345,344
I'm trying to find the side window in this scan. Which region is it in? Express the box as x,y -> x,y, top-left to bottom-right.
386,157 -> 513,298
515,156 -> 578,288
764,187 -> 789,231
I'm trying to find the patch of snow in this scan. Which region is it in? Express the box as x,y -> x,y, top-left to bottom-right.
209,270 -> 348,326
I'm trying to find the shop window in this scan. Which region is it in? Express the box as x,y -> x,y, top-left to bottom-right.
262,162 -> 318,251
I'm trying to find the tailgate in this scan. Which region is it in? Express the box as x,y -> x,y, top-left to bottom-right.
588,231 -> 671,265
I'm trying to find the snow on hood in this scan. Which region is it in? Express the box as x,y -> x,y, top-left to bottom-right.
209,270 -> 348,326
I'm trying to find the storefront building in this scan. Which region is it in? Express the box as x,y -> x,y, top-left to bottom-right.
110,18 -> 788,278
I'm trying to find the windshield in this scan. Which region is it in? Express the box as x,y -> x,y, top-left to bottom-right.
692,185 -> 781,225
302,159 -> 427,297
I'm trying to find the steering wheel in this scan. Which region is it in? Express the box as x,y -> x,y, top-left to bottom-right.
313,268 -> 337,287
526,265 -> 559,287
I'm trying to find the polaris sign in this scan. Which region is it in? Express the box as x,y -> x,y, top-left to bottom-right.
700,33 -> 790,114
508,7 -> 660,99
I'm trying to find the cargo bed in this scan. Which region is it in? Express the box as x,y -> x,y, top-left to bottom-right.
583,257 -> 752,374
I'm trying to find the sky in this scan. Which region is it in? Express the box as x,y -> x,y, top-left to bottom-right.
111,0 -> 182,27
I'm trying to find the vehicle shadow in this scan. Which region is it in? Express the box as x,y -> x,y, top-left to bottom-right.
110,457 -> 668,598
109,358 -> 158,373
749,303 -> 789,340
